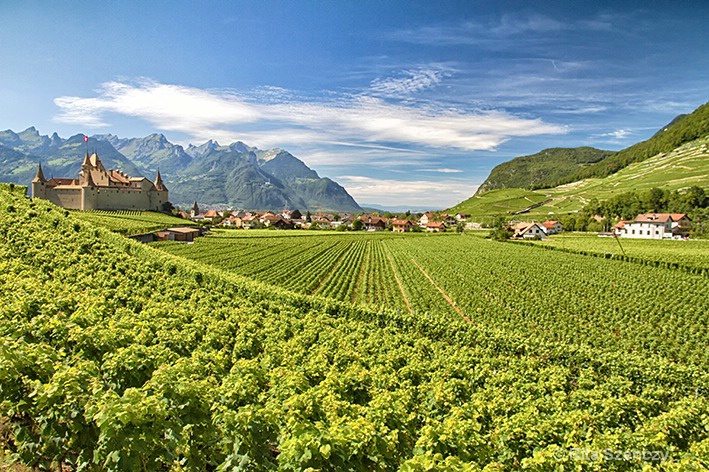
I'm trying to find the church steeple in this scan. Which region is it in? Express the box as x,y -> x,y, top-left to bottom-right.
32,163 -> 46,183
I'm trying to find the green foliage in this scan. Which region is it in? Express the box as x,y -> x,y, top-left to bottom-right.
70,209 -> 195,235
1,186 -> 708,470
477,146 -> 614,194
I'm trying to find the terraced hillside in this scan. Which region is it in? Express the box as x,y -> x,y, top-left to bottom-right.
451,135 -> 709,218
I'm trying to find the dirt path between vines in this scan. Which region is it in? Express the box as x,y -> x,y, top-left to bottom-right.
410,259 -> 473,325
382,246 -> 413,315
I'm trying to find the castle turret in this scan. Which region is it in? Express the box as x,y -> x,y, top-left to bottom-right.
154,170 -> 168,191
32,163 -> 46,183
81,152 -> 91,168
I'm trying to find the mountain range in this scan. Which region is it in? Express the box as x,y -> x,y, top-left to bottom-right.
0,129 -> 362,212
450,100 -> 709,218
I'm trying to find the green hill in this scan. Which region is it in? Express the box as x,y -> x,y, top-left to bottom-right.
451,134 -> 709,218
476,146 -> 613,194
560,101 -> 709,184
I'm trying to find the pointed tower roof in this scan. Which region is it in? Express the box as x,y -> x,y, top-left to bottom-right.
32,163 -> 46,183
192,201 -> 199,214
81,152 -> 91,167
154,169 -> 167,191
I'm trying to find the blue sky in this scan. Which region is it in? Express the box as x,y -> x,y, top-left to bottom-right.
1,1 -> 708,208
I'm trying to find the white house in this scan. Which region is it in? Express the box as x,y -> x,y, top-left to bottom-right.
619,213 -> 691,239
541,220 -> 562,235
513,222 -> 547,239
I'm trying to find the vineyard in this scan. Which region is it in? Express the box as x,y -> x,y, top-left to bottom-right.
1,184 -> 708,470
155,230 -> 709,366
70,209 -> 194,235
520,233 -> 709,273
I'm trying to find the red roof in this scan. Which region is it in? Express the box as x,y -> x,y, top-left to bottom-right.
426,222 -> 446,228
634,213 -> 687,223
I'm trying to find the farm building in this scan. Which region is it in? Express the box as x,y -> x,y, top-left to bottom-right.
617,213 -> 691,239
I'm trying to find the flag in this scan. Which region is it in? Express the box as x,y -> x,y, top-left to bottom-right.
84,135 -> 89,143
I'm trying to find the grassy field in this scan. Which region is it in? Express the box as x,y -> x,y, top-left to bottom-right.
451,135 -> 709,218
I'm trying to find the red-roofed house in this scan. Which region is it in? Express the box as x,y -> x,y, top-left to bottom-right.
541,220 -> 562,235
620,213 -> 691,239
392,220 -> 414,233
426,222 -> 446,233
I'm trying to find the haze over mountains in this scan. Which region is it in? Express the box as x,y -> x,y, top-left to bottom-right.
0,129 -> 362,212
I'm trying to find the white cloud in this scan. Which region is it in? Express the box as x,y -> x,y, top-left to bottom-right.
53,78 -> 565,152
600,129 -> 632,140
370,68 -> 445,96
419,168 -> 464,173
337,175 -> 477,209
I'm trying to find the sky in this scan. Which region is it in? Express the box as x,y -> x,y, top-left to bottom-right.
1,1 -> 708,209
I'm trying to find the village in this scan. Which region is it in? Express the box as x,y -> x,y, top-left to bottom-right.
177,203 -> 693,242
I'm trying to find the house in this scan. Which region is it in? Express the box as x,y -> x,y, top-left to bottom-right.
282,209 -> 302,220
360,215 -> 387,231
241,215 -> 258,229
391,220 -> 414,232
513,222 -> 546,239
441,214 -> 457,226
158,226 -> 201,242
619,213 -> 691,239
455,213 -> 470,222
221,215 -> 242,228
203,209 -> 219,221
541,220 -> 562,235
272,218 -> 295,230
419,212 -> 433,227
31,154 -> 168,211
426,222 -> 446,233
611,220 -> 627,236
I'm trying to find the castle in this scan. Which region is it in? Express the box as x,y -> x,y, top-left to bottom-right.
31,152 -> 168,211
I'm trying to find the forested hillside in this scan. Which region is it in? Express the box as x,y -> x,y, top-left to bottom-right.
476,147 -> 613,194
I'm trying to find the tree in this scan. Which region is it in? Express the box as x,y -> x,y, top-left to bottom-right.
456,222 -> 465,233
351,220 -> 364,231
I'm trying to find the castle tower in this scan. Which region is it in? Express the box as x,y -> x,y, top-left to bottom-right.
154,170 -> 168,191
31,163 -> 47,199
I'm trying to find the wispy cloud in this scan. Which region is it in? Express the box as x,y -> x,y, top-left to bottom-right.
418,168 -> 464,173
336,175 -> 477,209
386,12 -> 621,46
369,68 -> 445,96
53,78 -> 565,152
